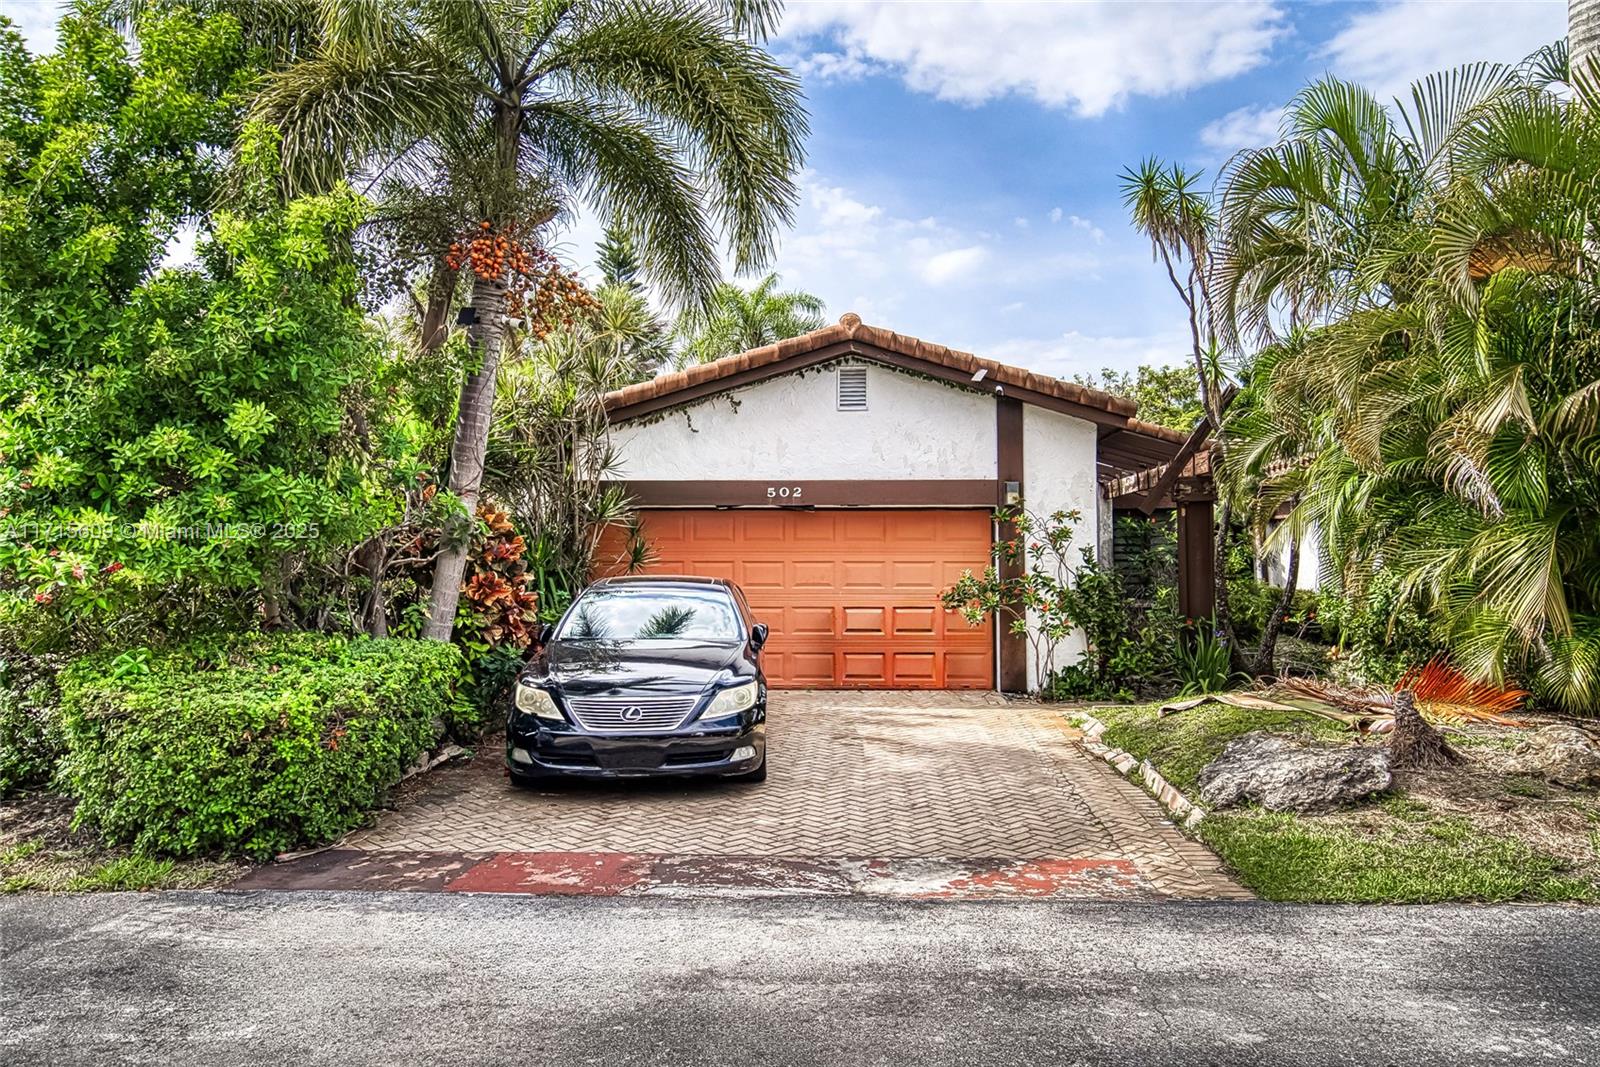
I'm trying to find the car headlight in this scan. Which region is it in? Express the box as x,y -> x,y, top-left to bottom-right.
515,682 -> 564,722
704,680 -> 759,720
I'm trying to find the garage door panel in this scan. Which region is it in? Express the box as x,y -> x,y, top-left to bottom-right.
842,512 -> 887,541
610,509 -> 993,689
741,560 -> 786,591
890,561 -> 939,590
945,652 -> 991,688
737,513 -> 787,541
842,606 -> 887,635
793,561 -> 835,588
789,606 -> 835,636
891,652 -> 937,686
840,561 -> 888,589
842,652 -> 887,684
688,513 -> 738,542
892,606 -> 936,635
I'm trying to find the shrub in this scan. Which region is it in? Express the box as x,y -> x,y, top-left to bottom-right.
0,652 -> 64,797
1227,575 -> 1273,642
1327,571 -> 1442,687
57,634 -> 465,859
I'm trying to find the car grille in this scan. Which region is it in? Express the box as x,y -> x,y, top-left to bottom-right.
565,694 -> 698,733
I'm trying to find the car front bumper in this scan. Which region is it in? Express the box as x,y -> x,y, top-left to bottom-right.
506,717 -> 766,779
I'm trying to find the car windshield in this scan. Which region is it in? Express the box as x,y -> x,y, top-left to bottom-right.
558,587 -> 743,643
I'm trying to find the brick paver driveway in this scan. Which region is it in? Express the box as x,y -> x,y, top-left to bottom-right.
253,691 -> 1246,900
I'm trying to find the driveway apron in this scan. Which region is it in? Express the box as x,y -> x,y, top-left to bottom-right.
235,691 -> 1247,900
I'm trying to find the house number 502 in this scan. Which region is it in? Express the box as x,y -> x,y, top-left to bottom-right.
766,485 -> 803,499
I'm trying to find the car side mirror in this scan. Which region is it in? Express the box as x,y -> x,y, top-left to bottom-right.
750,623 -> 769,652
537,623 -> 555,648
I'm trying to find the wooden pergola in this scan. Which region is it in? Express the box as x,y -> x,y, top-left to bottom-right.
1105,446 -> 1217,621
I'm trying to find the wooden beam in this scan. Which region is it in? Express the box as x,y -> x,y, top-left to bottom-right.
1177,500 -> 1216,621
996,396 -> 1028,693
1137,384 -> 1235,515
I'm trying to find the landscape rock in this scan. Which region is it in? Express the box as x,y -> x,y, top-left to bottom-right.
1510,725 -> 1600,789
1197,731 -> 1393,813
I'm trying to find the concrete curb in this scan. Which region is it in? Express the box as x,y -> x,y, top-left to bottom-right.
1071,710 -> 1206,831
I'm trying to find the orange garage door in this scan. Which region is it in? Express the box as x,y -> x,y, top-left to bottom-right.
602,509 -> 994,689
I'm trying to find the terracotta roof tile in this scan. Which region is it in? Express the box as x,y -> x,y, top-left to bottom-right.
605,313 -> 1143,421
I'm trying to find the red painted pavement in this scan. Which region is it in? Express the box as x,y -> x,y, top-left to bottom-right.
231,850 -> 1154,899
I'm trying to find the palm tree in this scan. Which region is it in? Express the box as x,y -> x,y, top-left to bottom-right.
252,0 -> 807,640
1212,58 -> 1600,712
1119,159 -> 1246,666
672,271 -> 824,366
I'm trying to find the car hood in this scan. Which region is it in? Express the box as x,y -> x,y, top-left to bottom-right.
535,639 -> 749,696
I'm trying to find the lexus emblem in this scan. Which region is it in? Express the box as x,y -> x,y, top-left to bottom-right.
621,706 -> 646,722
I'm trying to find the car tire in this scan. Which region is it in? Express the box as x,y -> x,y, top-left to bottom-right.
738,757 -> 767,783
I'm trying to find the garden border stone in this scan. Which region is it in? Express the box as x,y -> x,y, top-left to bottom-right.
1071,709 -> 1206,830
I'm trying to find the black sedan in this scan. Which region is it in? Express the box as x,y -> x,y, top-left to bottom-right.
506,576 -> 769,784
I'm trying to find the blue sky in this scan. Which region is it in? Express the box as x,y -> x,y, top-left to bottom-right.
2,0 -> 1569,380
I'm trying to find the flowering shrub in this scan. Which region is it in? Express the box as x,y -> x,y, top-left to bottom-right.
940,505 -> 1178,700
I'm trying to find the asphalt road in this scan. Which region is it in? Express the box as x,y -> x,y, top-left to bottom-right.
3,891 -> 1598,1066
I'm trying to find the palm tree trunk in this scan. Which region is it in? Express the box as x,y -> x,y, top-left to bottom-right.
1212,499 -> 1248,674
1573,0 -> 1600,86
419,258 -> 459,358
1389,689 -> 1459,768
421,272 -> 507,641
1250,531 -> 1300,676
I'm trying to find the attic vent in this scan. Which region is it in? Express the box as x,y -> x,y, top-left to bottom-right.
837,366 -> 868,411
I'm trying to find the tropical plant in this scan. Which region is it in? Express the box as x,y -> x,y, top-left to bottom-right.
251,0 -> 808,642
1211,55 -> 1600,712
673,271 -> 825,366
485,318 -> 642,611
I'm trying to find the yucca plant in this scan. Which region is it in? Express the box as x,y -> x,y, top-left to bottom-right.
1177,622 -> 1237,696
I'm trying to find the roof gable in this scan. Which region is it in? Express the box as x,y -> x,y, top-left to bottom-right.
603,314 -> 1185,475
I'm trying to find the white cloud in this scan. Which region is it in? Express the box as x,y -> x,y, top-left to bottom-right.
1,1 -> 59,53
1067,215 -> 1106,244
1013,216 -> 1029,230
1048,207 -> 1064,224
1198,102 -> 1284,160
1322,0 -> 1566,102
920,245 -> 989,285
780,1 -> 1286,116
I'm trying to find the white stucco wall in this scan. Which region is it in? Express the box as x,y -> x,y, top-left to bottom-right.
1021,404 -> 1101,690
1260,520 -> 1323,592
612,360 -> 997,481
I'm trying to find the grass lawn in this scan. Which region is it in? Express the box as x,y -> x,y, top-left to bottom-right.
1085,702 -> 1600,904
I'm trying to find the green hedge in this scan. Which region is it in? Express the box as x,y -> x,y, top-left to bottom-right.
58,635 -> 466,859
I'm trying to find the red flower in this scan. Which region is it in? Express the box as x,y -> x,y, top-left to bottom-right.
33,591 -> 52,604
102,561 -> 124,574
71,564 -> 85,580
